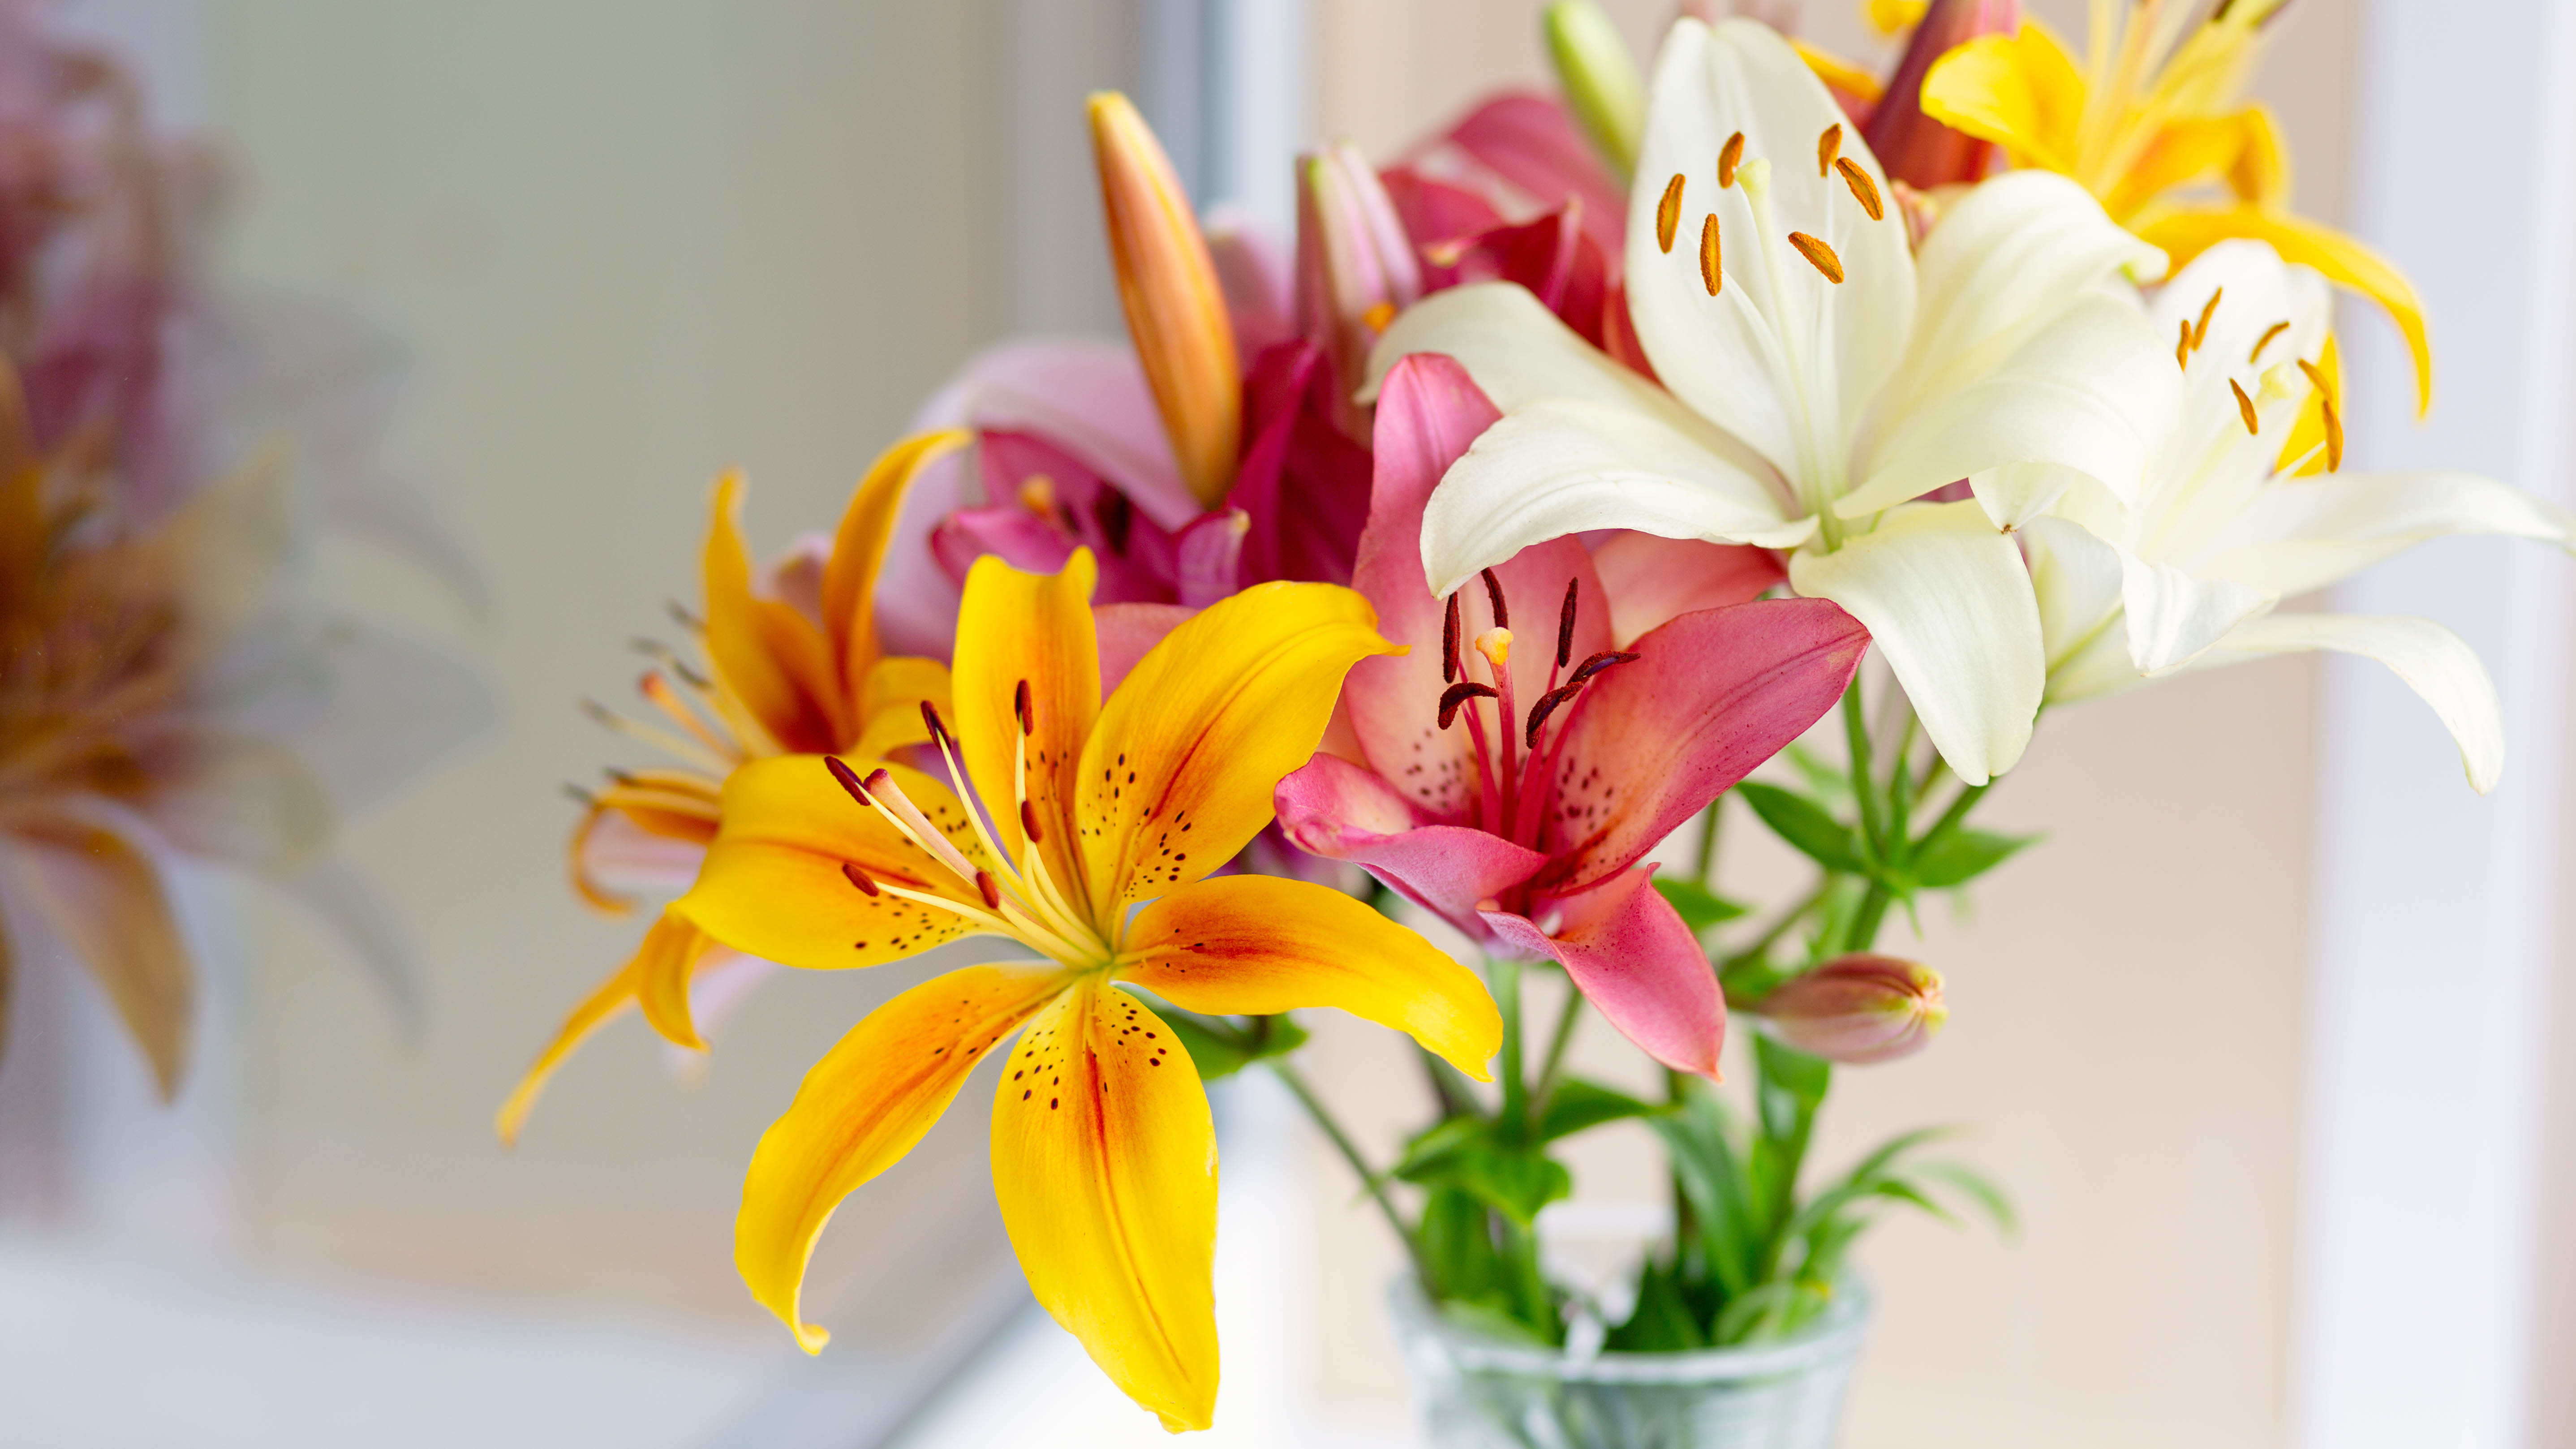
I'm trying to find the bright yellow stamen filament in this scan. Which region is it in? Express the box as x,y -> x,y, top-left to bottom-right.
578,698 -> 731,775
845,761 -> 1096,963
639,673 -> 737,761
914,728 -> 1101,960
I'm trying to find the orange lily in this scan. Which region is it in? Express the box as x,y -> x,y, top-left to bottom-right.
671,550 -> 1500,1431
1916,0 -> 2434,412
497,430 -> 964,1142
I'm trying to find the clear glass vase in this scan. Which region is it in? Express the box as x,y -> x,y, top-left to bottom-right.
1387,1277 -> 1871,1449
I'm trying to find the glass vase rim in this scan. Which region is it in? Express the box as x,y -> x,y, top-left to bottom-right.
1386,1273 -> 1872,1385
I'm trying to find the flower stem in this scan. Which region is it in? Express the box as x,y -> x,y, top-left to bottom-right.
1270,1058 -> 1415,1252
1694,795 -> 1725,885
1841,680 -> 1885,860
1529,984 -> 1587,1121
1495,958 -> 1529,1143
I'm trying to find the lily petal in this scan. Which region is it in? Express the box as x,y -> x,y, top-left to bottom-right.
991,978 -> 1218,1433
1789,501 -> 2044,785
1918,21 -> 2086,175
1483,866 -> 1724,1078
2119,550 -> 2275,674
1078,580 -> 1398,916
1272,754 -> 1552,933
820,431 -> 969,705
1423,398 -> 1812,599
2206,611 -> 2502,791
705,472 -> 839,754
1364,282 -> 1721,444
740,963 -> 1068,1352
14,818 -> 193,1099
631,909 -> 722,1051
1625,18 -> 1914,484
951,552 -> 1101,895
495,954 -> 640,1147
1590,533 -> 1786,645
846,656 -> 952,762
673,757 -> 998,971
2021,514 -> 2136,703
1533,597 -> 1870,894
1122,874 -> 1500,1080
2200,470 -> 2574,597
909,340 -> 1197,531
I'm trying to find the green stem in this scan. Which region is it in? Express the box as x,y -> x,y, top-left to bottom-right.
1885,713 -> 1921,844
1915,780 -> 1991,856
1529,985 -> 1586,1119
1841,681 -> 1884,860
1734,879 -> 1832,963
1694,795 -> 1725,886
1495,958 -> 1528,1143
1271,1059 -> 1415,1251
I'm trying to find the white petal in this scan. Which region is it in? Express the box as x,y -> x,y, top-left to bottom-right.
1624,18 -> 1914,485
1789,501 -> 2043,786
2207,612 -> 2504,792
2118,551 -> 2275,674
2199,469 -> 2575,596
1841,291 -> 2182,516
1422,399 -> 1813,596
2150,240 -> 2332,479
1879,170 -> 2169,425
2022,516 -> 2140,705
1972,460 -> 2075,531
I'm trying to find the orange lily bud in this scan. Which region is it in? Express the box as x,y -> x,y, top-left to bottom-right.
1088,91 -> 1242,510
1759,953 -> 1946,1064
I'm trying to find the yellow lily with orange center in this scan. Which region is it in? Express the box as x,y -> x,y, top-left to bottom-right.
498,430 -> 963,1142
671,551 -> 1499,1432
1918,0 -> 2435,413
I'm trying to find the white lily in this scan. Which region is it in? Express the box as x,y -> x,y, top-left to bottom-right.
1366,17 -> 2180,785
2023,240 -> 2573,792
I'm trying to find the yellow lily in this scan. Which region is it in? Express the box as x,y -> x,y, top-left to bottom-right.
1918,0 -> 2434,413
671,550 -> 1500,1431
497,430 -> 964,1143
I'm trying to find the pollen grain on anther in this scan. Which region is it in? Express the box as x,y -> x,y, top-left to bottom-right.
2193,287 -> 2223,352
1698,215 -> 1723,296
1019,798 -> 1045,843
1479,568 -> 1509,629
825,754 -> 871,804
1556,579 -> 1579,670
2229,378 -> 2260,435
1656,172 -> 1685,253
1786,231 -> 1843,284
1834,157 -> 1883,220
1816,123 -> 1842,178
1442,592 -> 1462,684
2175,318 -> 2193,370
1718,131 -> 1745,188
2250,319 -> 2291,364
842,860 -> 882,897
1438,681 -> 1499,730
1013,679 -> 1034,735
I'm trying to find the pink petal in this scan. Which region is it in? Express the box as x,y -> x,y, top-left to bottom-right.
973,430 -> 1183,603
1230,339 -> 1373,587
1174,507 -> 1248,606
1418,204 -> 1613,349
1591,534 -> 1786,646
1379,167 -> 1509,249
1274,752 -> 1546,940
1096,602 -> 1196,694
1344,354 -> 1608,825
1438,93 -> 1626,259
907,338 -> 1200,530
1205,204 -> 1295,357
1532,598 -> 1869,895
1482,867 -> 1723,1078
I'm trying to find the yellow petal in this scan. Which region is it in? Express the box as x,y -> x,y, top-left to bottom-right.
2281,331 -> 2344,477
1090,92 -> 1241,509
2134,205 -> 2432,416
740,962 -> 1067,1352
1868,0 -> 1929,35
1791,37 -> 1884,107
1919,23 -> 2087,176
630,910 -> 722,1050
2224,105 -> 2290,209
1120,875 -> 1499,1081
704,471 -> 840,754
820,430 -> 969,712
496,953 -> 642,1147
15,818 -> 194,1100
951,551 -> 1101,903
673,755 -> 999,971
991,977 -> 1217,1432
846,654 -> 953,761
1077,580 -> 1398,919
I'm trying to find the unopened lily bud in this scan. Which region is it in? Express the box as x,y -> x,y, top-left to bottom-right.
1862,0 -> 2018,191
1089,91 -> 1241,509
1543,0 -> 1645,183
1759,954 -> 1946,1064
1294,143 -> 1420,439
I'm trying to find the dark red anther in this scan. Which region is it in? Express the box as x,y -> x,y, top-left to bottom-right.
1019,798 -> 1045,843
825,755 -> 872,803
1524,684 -> 1584,748
975,869 -> 1004,910
1438,681 -> 1499,730
1014,679 -> 1034,735
841,860 -> 882,897
1479,568 -> 1509,629
1442,593 -> 1461,685
1556,579 -> 1579,670
920,699 -> 952,750
1566,649 -> 1641,687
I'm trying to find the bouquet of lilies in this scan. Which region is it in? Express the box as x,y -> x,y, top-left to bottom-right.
511,0 -> 2569,1433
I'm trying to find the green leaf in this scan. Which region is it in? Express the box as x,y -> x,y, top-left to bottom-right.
1158,1010 -> 1308,1081
1436,1295 -> 1560,1348
1910,828 -> 2037,888
1653,876 -> 1747,932
1754,1035 -> 1832,1110
1415,1187 -> 1500,1301
1394,1118 -> 1573,1228
1604,1256 -> 1705,1352
1780,744 -> 1853,806
1535,1077 -> 1663,1143
1736,781 -> 1869,874
1914,1159 -> 2019,1236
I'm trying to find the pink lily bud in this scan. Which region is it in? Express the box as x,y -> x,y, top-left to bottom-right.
1863,0 -> 2019,191
1294,143 -> 1421,440
1759,954 -> 1947,1065
1089,91 -> 1242,510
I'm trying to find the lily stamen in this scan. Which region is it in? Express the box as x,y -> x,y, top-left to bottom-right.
2193,287 -> 2223,352
1719,130 -> 1745,187
2229,378 -> 2260,435
1699,214 -> 1723,295
1657,172 -> 1685,253
2251,319 -> 2291,363
1817,123 -> 1842,177
1787,230 -> 1845,284
578,697 -> 731,775
1834,157 -> 1884,220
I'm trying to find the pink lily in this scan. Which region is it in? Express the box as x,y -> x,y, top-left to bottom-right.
1273,354 -> 1867,1075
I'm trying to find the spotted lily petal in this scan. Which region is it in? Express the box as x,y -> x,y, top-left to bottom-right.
950,551 -> 1100,894
1482,866 -> 1722,1078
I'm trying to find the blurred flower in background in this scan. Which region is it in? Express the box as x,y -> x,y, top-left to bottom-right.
0,3 -> 488,1100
